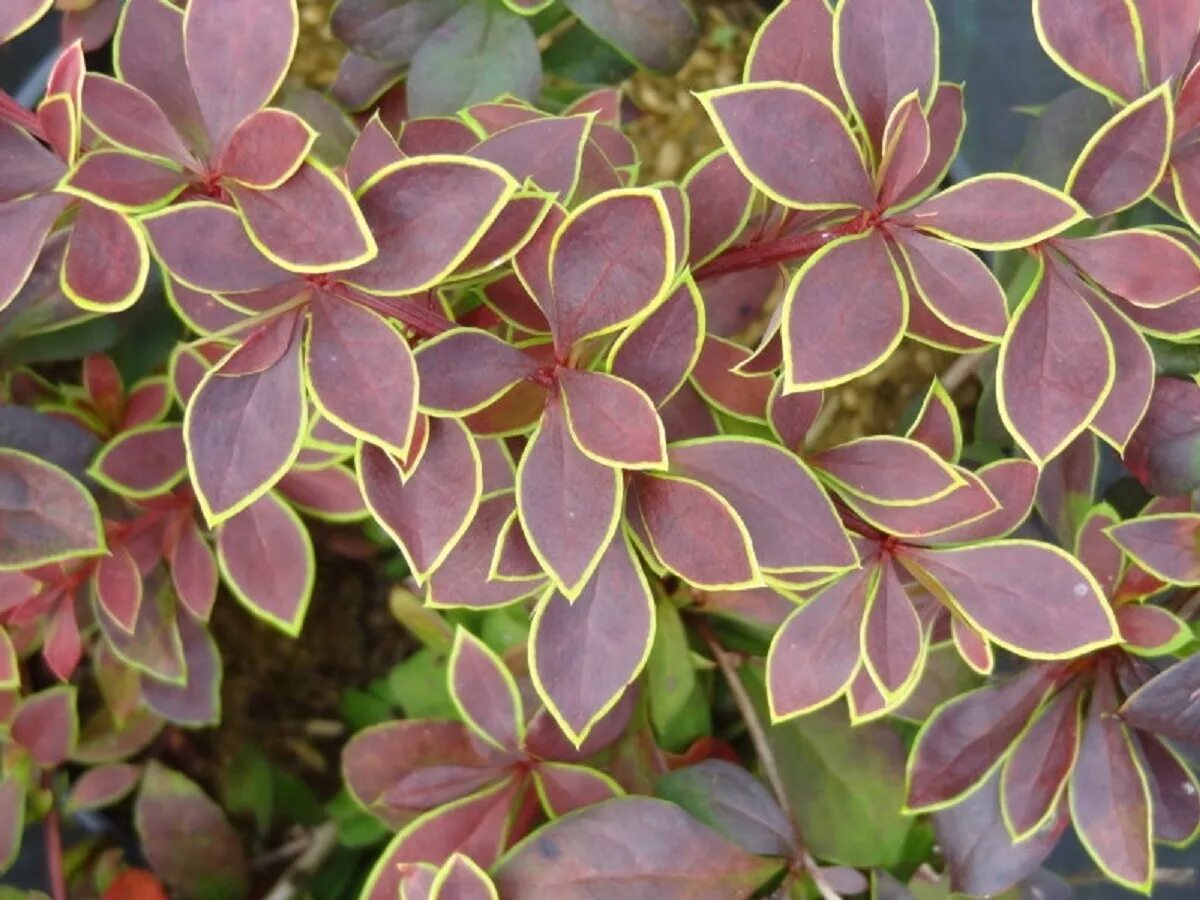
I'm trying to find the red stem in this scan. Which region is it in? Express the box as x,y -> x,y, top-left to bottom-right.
0,88 -> 46,142
42,772 -> 66,900
334,285 -> 454,338
693,215 -> 873,281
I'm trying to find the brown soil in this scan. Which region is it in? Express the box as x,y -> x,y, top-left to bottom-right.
188,531 -> 409,795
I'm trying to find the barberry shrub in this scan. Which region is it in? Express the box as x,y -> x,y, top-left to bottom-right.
1,0 -> 1199,897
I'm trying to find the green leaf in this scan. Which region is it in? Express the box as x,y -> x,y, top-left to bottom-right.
328,789 -> 389,848
220,745 -> 274,836
272,769 -> 324,827
339,688 -> 394,732
407,0 -> 541,116
541,20 -> 636,86
386,648 -> 458,720
741,663 -> 913,867
646,599 -> 710,751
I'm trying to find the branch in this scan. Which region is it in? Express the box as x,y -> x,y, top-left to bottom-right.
697,623 -> 843,900
42,772 -> 66,900
261,822 -> 340,900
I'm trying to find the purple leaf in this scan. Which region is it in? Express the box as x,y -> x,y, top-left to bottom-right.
1033,0 -> 1146,102
0,194 -> 70,310
559,369 -> 666,469
1000,684 -> 1083,840
812,435 -> 963,505
530,532 -> 653,744
1120,653 -> 1200,744
534,762 -> 622,818
892,229 -> 1007,340
0,447 -> 103,569
449,628 -> 524,753
218,108 -> 315,190
141,610 -> 221,727
81,73 -> 196,166
700,83 -> 872,210
216,492 -> 314,636
608,277 -> 704,407
12,685 -> 78,767
183,0 -> 298,147
90,423 -> 187,498
745,0 -> 839,105
415,328 -> 539,415
1107,513 -> 1200,585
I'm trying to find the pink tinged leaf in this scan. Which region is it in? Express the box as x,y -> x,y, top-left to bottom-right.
122,378 -> 171,430
345,115 -> 403,194
0,194 -> 70,310
135,762 -> 249,900
1032,0 -> 1146,102
306,293 -> 417,454
558,369 -> 666,469
469,115 -> 592,200
518,400 -> 620,596
44,597 -> 83,682
1066,86 -> 1172,218
876,93 -> 931,209
1107,514 -> 1200,584
0,448 -> 103,569
862,560 -> 925,699
699,83 -> 872,210
690,333 -> 773,419
67,763 -> 142,813
951,615 -> 993,674
1139,735 -> 1200,845
1069,673 -> 1153,892
783,231 -> 907,389
63,202 -> 149,311
415,328 -> 539,414
1179,61 -> 1200,135
398,117 -> 480,156
893,229 -> 1007,340
427,494 -> 546,610
480,274 -> 549,334
683,151 -> 754,266
362,782 -> 521,899
454,193 -> 554,279
218,109 -> 315,190
997,263 -> 1113,463
745,0 -> 839,105
546,190 -> 673,352
608,277 -> 703,407
12,685 -> 77,766
183,0 -> 297,147
667,438 -> 857,574
906,665 -> 1061,810
764,382 -> 820,455
80,74 -> 195,166
631,472 -> 759,590
659,383 -> 719,442
141,610 -> 221,726
1056,230 -> 1200,308
767,568 -> 873,719
0,777 -> 23,871
531,532 -> 653,744
895,175 -> 1084,250
492,511 -> 541,581
217,492 -> 314,636
493,796 -> 776,900
343,720 -> 505,829
1137,0 -> 1200,82
1116,603 -> 1190,654
359,418 -> 481,581
90,423 -> 186,498
185,312 -> 305,522
0,121 -> 66,202
114,0 -> 208,151
1079,293 -> 1153,451
1075,506 -> 1123,596
142,202 -> 291,293
169,517 -> 217,621
94,546 -> 143,634
1120,653 -> 1200,744
1036,433 -> 1099,546
934,771 -> 1069,897
228,161 -> 374,273
62,150 -> 186,211
0,0 -> 51,41
905,379 -> 961,463
450,628 -> 524,753
347,157 -> 515,294
534,763 -> 621,818
1000,685 -> 1083,839
893,83 -> 966,208
811,435 -> 963,505
904,542 -> 1118,657
276,465 -> 367,522
833,0 -> 938,156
